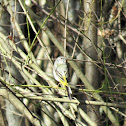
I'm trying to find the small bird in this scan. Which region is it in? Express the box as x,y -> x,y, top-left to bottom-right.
53,56 -> 72,100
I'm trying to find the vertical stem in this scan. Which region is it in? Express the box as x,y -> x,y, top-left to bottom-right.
83,0 -> 99,123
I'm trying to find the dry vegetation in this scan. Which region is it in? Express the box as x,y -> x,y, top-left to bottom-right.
0,0 -> 126,126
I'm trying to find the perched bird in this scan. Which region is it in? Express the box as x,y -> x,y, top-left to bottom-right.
53,56 -> 72,100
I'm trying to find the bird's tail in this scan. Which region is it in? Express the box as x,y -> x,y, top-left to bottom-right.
66,86 -> 72,100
